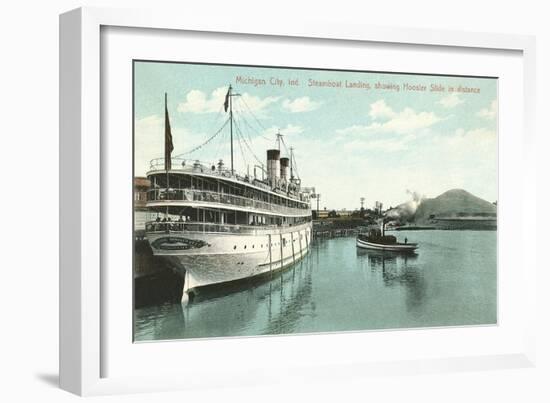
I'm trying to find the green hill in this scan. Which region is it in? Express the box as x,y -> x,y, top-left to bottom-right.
414,189 -> 496,224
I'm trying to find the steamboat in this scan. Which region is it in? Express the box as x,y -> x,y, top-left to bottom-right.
356,223 -> 418,252
144,87 -> 313,301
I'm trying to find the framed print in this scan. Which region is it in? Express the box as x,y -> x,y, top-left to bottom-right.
60,7 -> 537,396
132,60 -> 498,342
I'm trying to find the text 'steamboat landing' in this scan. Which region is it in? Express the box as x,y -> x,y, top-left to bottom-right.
144,87 -> 314,301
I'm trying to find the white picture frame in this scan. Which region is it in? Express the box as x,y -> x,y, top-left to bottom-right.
59,6 -> 537,396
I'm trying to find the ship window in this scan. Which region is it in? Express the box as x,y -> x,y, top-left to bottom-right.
252,245 -> 255,248
244,245 -> 247,249
233,245 -> 237,249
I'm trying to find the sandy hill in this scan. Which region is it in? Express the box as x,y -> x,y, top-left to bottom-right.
414,189 -> 496,224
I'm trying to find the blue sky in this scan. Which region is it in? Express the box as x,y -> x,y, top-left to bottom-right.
134,61 -> 498,210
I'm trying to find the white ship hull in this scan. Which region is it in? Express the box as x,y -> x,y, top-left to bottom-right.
147,222 -> 312,295
356,237 -> 418,252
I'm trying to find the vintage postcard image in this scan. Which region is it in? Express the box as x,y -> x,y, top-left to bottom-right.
133,61 -> 497,341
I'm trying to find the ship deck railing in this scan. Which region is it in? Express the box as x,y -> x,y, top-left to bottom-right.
147,157 -> 307,200
147,188 -> 310,216
144,221 -> 310,235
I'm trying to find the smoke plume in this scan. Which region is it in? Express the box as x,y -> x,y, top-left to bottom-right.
385,189 -> 425,222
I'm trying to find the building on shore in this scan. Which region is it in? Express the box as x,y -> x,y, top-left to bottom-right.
315,208 -> 356,219
134,177 -> 151,231
134,177 -> 151,210
337,209 -> 353,217
317,209 -> 329,219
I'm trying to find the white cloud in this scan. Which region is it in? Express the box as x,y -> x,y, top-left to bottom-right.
281,96 -> 321,113
134,114 -> 202,176
371,108 -> 440,134
332,100 -> 445,154
477,100 -> 497,120
240,93 -> 280,114
177,87 -> 279,114
447,127 -> 496,148
177,87 -> 224,113
338,100 -> 441,136
368,99 -> 396,120
438,93 -> 464,108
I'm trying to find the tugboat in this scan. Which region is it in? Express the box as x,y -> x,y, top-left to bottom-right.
356,223 -> 418,252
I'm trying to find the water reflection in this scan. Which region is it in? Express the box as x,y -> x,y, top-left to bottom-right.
356,248 -> 426,311
135,253 -> 315,340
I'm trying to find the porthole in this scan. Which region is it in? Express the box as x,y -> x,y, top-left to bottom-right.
244,245 -> 247,249
233,245 -> 237,249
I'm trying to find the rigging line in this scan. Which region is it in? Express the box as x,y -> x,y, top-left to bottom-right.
211,109 -> 229,163
236,98 -> 277,145
209,103 -> 225,128
242,111 -> 273,143
173,117 -> 230,158
234,118 -> 263,166
279,136 -> 290,156
234,117 -> 259,168
234,100 -> 271,143
199,110 -> 224,161
234,115 -> 261,163
233,102 -> 259,142
291,150 -> 300,179
201,104 -> 226,155
213,120 -> 226,161
240,96 -> 273,134
234,122 -> 249,172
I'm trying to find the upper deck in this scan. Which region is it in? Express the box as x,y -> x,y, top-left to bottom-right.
146,157 -> 312,209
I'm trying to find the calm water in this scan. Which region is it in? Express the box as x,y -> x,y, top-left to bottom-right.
134,230 -> 497,341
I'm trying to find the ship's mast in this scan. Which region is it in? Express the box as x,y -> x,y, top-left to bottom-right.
226,85 -> 240,175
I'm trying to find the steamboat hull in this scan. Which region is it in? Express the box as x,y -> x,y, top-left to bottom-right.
147,223 -> 312,294
356,236 -> 418,252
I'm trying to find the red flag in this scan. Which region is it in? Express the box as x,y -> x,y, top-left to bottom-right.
165,93 -> 173,170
